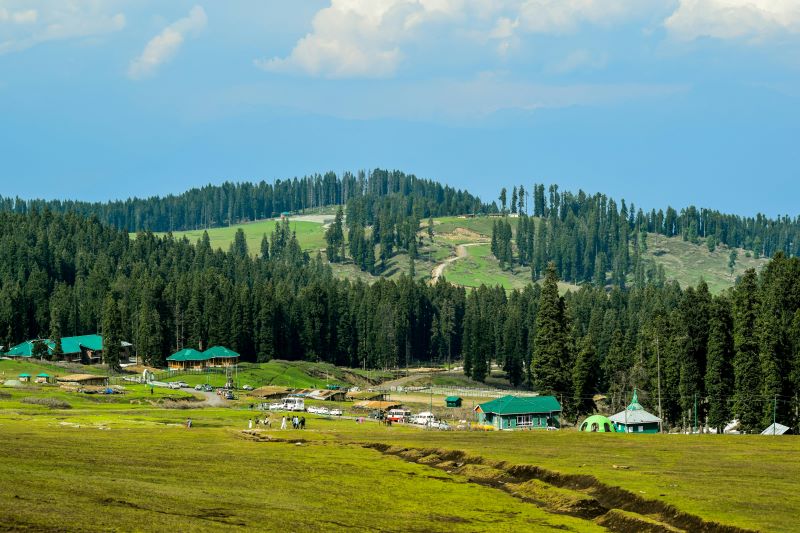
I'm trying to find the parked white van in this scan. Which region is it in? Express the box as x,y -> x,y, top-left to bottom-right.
410,411 -> 435,425
282,397 -> 305,412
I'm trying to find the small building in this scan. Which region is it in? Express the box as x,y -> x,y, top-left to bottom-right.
609,389 -> 661,433
353,400 -> 401,412
474,395 -> 562,430
761,423 -> 792,435
167,346 -> 240,370
166,348 -> 206,370
445,396 -> 463,408
579,415 -> 616,432
18,373 -> 31,382
35,373 -> 51,384
3,335 -> 131,364
57,374 -> 109,387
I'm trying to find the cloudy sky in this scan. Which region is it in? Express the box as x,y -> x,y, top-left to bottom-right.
1,1 -> 798,215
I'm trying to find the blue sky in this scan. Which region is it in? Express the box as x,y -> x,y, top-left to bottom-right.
1,1 -> 798,216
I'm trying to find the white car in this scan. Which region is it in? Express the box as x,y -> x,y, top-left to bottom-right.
242,384 -> 253,391
268,402 -> 284,411
167,382 -> 181,390
307,406 -> 319,414
317,407 -> 330,416
194,384 -> 203,391
177,381 -> 189,388
411,412 -> 436,425
330,408 -> 343,416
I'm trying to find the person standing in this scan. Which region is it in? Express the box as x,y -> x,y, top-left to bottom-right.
248,418 -> 253,430
186,418 -> 192,429
280,416 -> 287,430
300,416 -> 306,429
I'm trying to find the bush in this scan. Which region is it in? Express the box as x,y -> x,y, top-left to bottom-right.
21,397 -> 72,409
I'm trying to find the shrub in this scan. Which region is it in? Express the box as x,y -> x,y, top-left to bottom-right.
21,397 -> 72,409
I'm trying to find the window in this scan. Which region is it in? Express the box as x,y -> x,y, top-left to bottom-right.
638,425 -> 643,432
517,415 -> 533,427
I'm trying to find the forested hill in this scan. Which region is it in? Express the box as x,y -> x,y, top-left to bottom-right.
0,169 -> 489,233
1,208 -> 799,432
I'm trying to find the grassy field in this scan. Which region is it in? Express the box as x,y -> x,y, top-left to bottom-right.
132,214 -> 767,294
166,360 -> 394,390
642,233 -> 767,293
148,219 -> 328,253
0,380 -> 797,532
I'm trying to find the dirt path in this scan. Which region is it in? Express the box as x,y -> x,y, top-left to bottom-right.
429,242 -> 487,284
184,387 -> 226,407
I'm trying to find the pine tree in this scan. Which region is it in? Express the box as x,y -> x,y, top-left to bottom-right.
532,262 -> 569,394
325,207 -> 346,263
102,294 -> 122,372
573,336 -> 597,415
511,187 -> 518,214
499,188 -> 507,213
706,296 -> 734,432
733,269 -> 761,432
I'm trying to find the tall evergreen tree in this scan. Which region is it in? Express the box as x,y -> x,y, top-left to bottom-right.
532,262 -> 570,394
706,296 -> 734,432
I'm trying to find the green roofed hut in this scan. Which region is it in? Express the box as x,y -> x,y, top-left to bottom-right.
167,346 -> 240,370
579,415 -> 616,432
445,396 -> 463,408
609,389 -> 661,433
18,373 -> 31,382
35,373 -> 51,384
474,395 -> 561,430
3,335 -> 131,364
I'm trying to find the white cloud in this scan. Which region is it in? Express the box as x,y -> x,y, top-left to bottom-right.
0,2 -> 125,55
128,6 -> 207,80
549,49 -> 609,74
665,0 -> 800,41
258,0 -> 671,78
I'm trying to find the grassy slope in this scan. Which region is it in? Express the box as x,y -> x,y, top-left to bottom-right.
148,219 -> 328,253
167,360 -> 393,389
1,383 -> 797,532
135,213 -> 767,294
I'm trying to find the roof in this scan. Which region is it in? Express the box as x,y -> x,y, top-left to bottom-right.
353,401 -> 401,411
579,415 -> 616,432
203,346 -> 240,358
761,423 -> 791,435
166,348 -> 205,361
57,374 -> 108,383
476,395 -> 562,416
445,396 -> 462,402
36,373 -> 50,377
19,373 -> 31,377
609,389 -> 661,425
4,335 -> 129,357
167,346 -> 240,361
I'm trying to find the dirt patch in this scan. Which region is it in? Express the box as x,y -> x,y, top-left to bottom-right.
364,444 -> 754,533
596,509 -> 683,533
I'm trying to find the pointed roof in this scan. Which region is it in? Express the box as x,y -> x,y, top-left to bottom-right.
475,395 -> 561,416
609,388 -> 662,425
166,348 -> 206,361
761,423 -> 791,435
203,346 -> 240,358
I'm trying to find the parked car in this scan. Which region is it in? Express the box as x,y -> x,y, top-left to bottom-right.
269,402 -> 283,411
194,384 -> 203,391
177,381 -> 189,388
224,391 -> 235,400
317,407 -> 330,416
330,408 -> 343,416
410,412 -> 435,425
203,384 -> 213,392
432,421 -> 451,431
167,382 -> 181,390
242,384 -> 253,391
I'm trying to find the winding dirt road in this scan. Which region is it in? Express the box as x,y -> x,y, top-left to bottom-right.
429,242 -> 487,284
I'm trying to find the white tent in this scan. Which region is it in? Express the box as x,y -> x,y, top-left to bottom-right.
761,423 -> 791,435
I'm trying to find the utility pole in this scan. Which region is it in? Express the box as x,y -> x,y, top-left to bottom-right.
693,393 -> 697,434
656,336 -> 663,433
773,395 -> 777,435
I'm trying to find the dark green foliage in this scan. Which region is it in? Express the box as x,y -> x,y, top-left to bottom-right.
706,296 -> 734,432
733,269 -> 761,432
324,207 -> 346,263
532,263 -> 570,395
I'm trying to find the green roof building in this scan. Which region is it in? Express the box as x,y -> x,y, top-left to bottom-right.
166,346 -> 239,370
445,396 -> 462,408
474,395 -> 561,430
609,389 -> 661,434
3,334 -> 131,364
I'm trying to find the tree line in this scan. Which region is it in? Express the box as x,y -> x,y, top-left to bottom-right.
0,169 -> 488,233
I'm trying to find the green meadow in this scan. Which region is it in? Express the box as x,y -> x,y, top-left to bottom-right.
0,381 -> 797,532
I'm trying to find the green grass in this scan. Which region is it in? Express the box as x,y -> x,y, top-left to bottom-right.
147,219 -> 327,254
166,360 -> 393,389
643,234 -> 767,293
0,358 -> 108,380
1,383 -> 798,532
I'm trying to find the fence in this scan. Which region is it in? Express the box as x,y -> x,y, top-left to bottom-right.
380,385 -> 540,399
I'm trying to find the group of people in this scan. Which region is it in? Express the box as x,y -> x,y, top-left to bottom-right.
247,416 -> 273,429
279,415 -> 305,429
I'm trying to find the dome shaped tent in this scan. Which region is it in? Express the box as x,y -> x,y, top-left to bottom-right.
579,415 -> 616,433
